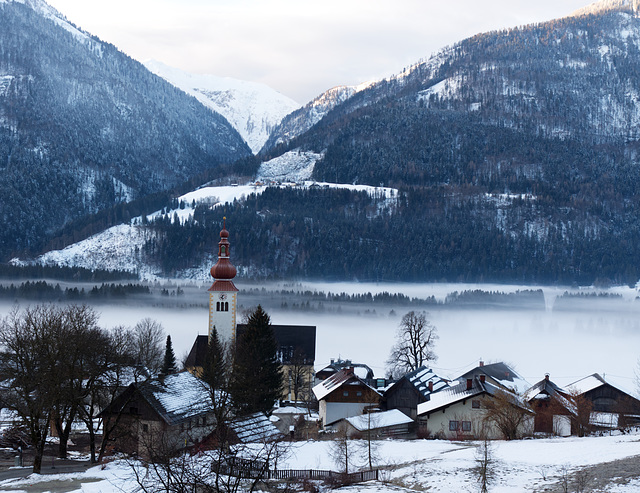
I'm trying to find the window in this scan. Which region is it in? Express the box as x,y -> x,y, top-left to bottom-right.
343,391 -> 349,397
356,391 -> 362,397
202,416 -> 207,426
216,301 -> 220,311
224,302 -> 229,311
472,400 -> 480,409
129,406 -> 138,415
462,421 -> 471,432
142,424 -> 149,433
449,420 -> 458,431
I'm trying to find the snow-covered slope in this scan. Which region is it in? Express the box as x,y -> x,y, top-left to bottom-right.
0,0 -> 93,43
144,60 -> 300,154
256,149 -> 323,182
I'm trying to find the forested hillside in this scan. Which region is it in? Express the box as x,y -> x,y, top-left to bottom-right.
143,186 -> 639,285
140,5 -> 640,285
0,0 -> 250,259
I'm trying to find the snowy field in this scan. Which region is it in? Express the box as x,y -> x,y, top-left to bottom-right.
1,433 -> 639,492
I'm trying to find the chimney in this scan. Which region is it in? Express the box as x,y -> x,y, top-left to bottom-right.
466,378 -> 473,390
479,360 -> 484,367
545,373 -> 550,381
428,381 -> 434,392
479,375 -> 486,383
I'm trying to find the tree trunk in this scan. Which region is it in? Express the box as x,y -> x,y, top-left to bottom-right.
55,410 -> 75,459
33,437 -> 46,474
87,421 -> 97,463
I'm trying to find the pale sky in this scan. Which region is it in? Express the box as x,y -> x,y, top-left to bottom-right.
46,0 -> 592,104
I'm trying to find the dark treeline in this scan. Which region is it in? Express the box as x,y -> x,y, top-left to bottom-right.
552,290 -> 630,311
268,287 -> 545,312
0,281 -> 150,301
0,263 -> 137,282
144,186 -> 640,286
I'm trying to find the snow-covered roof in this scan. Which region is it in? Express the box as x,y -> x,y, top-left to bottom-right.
272,406 -> 309,415
417,377 -> 485,416
312,369 -> 379,401
458,362 -> 531,395
230,412 -> 282,443
417,376 -> 531,416
568,373 -> 607,395
345,409 -> 413,432
137,371 -> 213,426
405,366 -> 449,398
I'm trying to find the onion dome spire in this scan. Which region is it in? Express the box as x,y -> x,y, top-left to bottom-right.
210,217 -> 237,280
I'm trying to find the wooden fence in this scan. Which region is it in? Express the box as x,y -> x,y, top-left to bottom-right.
214,461 -> 378,484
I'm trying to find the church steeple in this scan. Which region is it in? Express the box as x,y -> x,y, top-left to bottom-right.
208,218 -> 239,344
210,218 -> 237,281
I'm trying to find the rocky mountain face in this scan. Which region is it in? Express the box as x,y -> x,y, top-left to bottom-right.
0,0 -> 250,258
260,85 -> 362,153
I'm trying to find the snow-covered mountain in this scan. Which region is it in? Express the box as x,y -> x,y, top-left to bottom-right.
144,60 -> 300,154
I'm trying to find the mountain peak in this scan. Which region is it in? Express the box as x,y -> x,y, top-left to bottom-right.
573,0 -> 640,17
144,60 -> 300,154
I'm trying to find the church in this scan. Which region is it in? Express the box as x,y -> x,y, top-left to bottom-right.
186,219 -> 316,404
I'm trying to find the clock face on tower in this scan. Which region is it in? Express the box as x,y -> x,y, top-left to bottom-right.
219,293 -> 227,301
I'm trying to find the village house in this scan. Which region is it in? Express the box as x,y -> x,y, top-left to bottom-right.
524,374 -> 573,436
312,368 -> 381,428
99,371 -> 217,458
568,373 -> 640,430
416,363 -> 534,440
382,366 -> 450,419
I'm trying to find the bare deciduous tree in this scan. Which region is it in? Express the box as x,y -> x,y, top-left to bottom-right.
132,318 -> 165,375
474,434 -> 494,493
566,387 -> 593,437
387,311 -> 438,377
482,389 -> 532,440
128,426 -> 287,493
329,422 -> 353,474
0,304 -> 108,472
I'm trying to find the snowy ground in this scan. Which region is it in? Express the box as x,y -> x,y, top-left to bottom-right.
1,433 -> 639,492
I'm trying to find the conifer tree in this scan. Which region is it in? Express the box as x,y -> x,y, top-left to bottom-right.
161,335 -> 177,375
200,327 -> 231,423
230,305 -> 282,415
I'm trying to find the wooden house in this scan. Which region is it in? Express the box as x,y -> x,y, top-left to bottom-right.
99,371 -> 216,458
383,366 -> 449,419
569,373 -> 640,430
524,374 -> 573,436
312,368 -> 381,428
